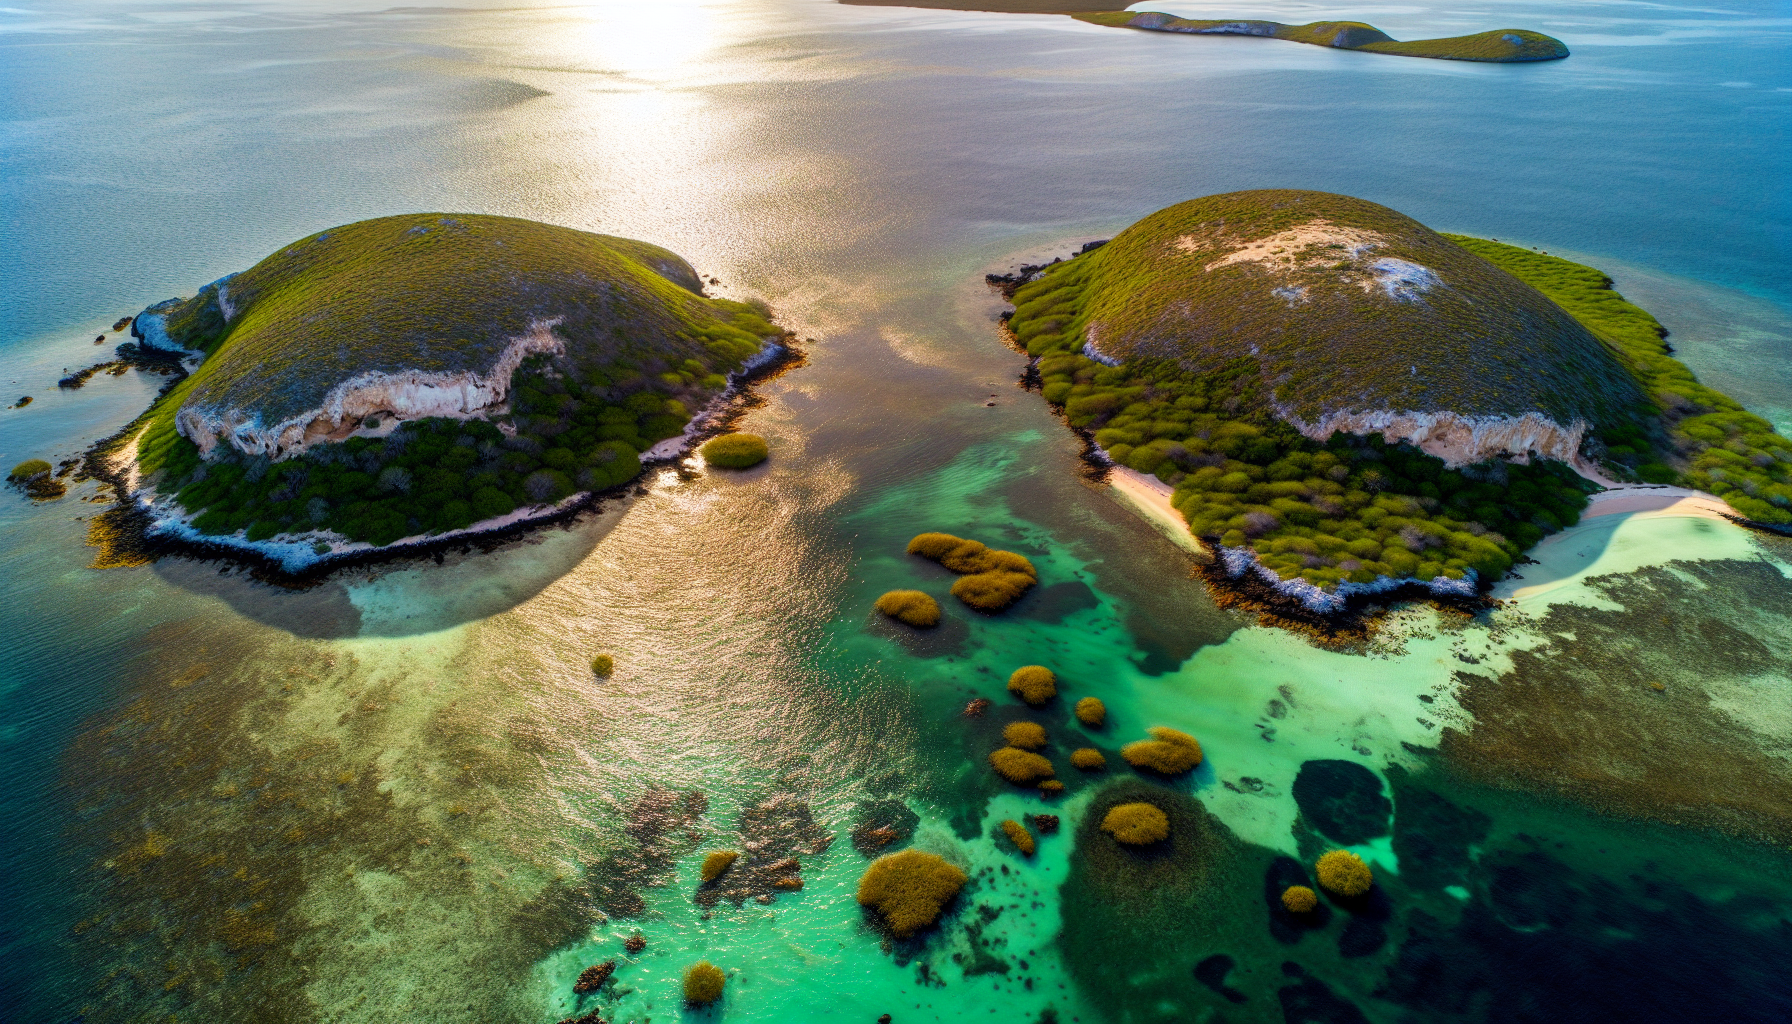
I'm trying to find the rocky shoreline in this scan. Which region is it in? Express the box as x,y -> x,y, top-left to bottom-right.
82,335 -> 802,581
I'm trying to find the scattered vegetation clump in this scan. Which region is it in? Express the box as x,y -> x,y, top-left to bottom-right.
1001,819 -> 1036,855
1102,802 -> 1171,845
1002,721 -> 1048,751
8,458 -> 65,499
875,589 -> 942,628
590,653 -> 614,677
700,850 -> 738,883
989,747 -> 1055,785
1450,236 -> 1792,525
1281,885 -> 1319,913
1071,748 -> 1107,771
1006,191 -> 1625,590
1073,12 -> 1569,62
856,849 -> 968,938
1315,850 -> 1373,897
126,213 -> 782,548
683,961 -> 725,1005
573,959 -> 616,994
1075,696 -> 1106,727
700,432 -> 768,469
907,531 -> 1039,611
951,569 -> 1036,611
1038,780 -> 1065,795
1007,665 -> 1058,705
1121,727 -> 1204,775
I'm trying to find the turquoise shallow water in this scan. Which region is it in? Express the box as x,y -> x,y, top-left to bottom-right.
2,0 -> 1791,1021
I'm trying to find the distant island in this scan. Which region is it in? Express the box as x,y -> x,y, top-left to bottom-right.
99,213 -> 786,571
838,2 -> 1568,63
999,190 -> 1791,614
1073,13 -> 1568,62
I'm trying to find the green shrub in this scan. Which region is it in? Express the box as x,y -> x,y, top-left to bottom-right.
1121,727 -> 1203,775
1038,780 -> 1065,795
1101,802 -> 1170,845
1075,697 -> 1106,727
1001,819 -> 1036,856
591,653 -> 615,677
1007,666 -> 1057,705
700,433 -> 768,469
8,459 -> 51,481
906,532 -> 964,559
856,849 -> 968,938
700,850 -> 738,883
1002,721 -> 1047,750
875,589 -> 941,628
989,747 -> 1054,784
683,961 -> 725,1004
1071,748 -> 1107,771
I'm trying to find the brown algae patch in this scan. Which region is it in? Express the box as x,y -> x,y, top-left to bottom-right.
60,617 -> 605,1023
1444,558 -> 1792,844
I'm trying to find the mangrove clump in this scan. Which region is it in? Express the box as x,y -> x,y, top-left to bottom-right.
683,961 -> 725,1004
1002,721 -> 1047,751
1315,849 -> 1373,897
856,848 -> 968,938
1121,727 -> 1204,775
1001,819 -> 1036,855
875,589 -> 942,628
1102,802 -> 1171,845
1071,748 -> 1107,771
1075,696 -> 1106,727
1281,885 -> 1319,913
1007,665 -> 1057,705
906,531 -> 1039,611
700,432 -> 768,469
700,850 -> 739,883
989,747 -> 1054,784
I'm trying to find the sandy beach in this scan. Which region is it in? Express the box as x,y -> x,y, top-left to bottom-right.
1105,464 -> 1212,560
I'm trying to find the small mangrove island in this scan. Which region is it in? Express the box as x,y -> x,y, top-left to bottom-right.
100,213 -> 786,571
1001,189 -> 1792,615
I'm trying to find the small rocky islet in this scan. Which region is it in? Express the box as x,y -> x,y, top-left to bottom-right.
93,212 -> 789,573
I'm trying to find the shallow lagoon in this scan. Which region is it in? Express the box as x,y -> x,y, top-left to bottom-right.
2,0 -> 1790,1020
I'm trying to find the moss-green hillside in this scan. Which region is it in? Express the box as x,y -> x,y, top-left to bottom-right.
1447,237 -> 1792,525
128,214 -> 779,548
1016,190 -> 1643,429
1009,192 -> 1792,596
147,213 -> 765,426
1073,13 -> 1568,62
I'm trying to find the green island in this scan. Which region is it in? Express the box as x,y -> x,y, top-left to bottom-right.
1071,12 -> 1568,62
108,213 -> 781,563
1003,189 -> 1792,610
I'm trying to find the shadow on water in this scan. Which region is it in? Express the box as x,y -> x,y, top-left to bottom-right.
144,501 -> 632,638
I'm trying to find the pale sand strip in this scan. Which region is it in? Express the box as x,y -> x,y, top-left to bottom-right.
1106,465 -> 1212,560
1581,484 -> 1732,522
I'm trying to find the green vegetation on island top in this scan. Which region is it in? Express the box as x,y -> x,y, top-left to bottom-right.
1006,189 -> 1792,598
9,459 -> 51,481
1072,11 -> 1568,62
1448,236 -> 1792,526
699,432 -> 768,468
121,214 -> 781,549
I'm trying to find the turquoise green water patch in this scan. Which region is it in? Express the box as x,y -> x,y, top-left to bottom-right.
535,790 -> 1096,1023
1494,507 -> 1780,612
